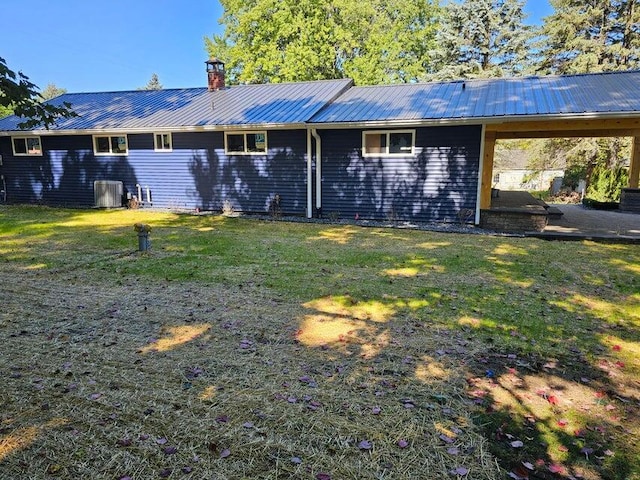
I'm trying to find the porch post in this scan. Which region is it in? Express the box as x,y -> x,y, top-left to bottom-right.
480,131 -> 497,209
629,135 -> 640,188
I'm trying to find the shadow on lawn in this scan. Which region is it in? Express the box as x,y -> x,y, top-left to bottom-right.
301,228 -> 639,479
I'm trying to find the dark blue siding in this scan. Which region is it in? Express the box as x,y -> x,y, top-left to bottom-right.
0,130 -> 308,214
320,126 -> 481,222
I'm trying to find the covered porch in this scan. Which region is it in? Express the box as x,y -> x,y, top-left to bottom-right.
478,118 -> 640,233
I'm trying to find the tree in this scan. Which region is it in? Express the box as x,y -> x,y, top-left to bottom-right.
139,73 -> 163,90
537,0 -> 639,75
533,0 -> 639,196
40,83 -> 67,100
0,57 -> 75,129
206,0 -> 439,85
428,0 -> 532,80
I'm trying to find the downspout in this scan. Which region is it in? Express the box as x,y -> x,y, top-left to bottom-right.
306,129 -> 313,218
475,124 -> 487,225
311,128 -> 322,217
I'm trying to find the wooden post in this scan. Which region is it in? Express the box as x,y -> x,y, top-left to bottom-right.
629,136 -> 640,188
480,131 -> 497,209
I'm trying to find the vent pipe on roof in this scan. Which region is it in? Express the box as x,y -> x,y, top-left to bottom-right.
206,58 -> 226,91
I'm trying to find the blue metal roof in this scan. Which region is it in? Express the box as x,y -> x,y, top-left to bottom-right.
310,70 -> 640,124
1,71 -> 638,132
0,78 -> 353,132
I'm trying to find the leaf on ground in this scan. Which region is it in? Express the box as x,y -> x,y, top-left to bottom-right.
291,456 -> 303,464
220,448 -> 231,458
612,344 -> 621,351
215,415 -> 229,423
397,439 -> 409,448
358,440 -> 373,450
439,434 -> 455,444
242,421 -> 254,428
548,463 -> 565,474
522,461 -> 534,470
316,474 -> 331,480
156,437 -> 168,445
547,395 -> 559,405
510,440 -> 524,448
159,468 -> 172,478
163,446 -> 177,455
556,419 -> 568,427
604,449 -> 615,456
371,406 -> 381,415
181,466 -> 193,473
117,438 -> 132,447
451,466 -> 469,476
90,393 -> 102,400
447,447 -> 460,455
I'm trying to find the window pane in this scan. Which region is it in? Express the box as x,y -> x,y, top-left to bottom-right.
227,134 -> 245,152
112,136 -> 127,153
156,133 -> 171,150
247,133 -> 266,153
364,133 -> 386,154
13,138 -> 27,154
389,133 -> 412,154
95,137 -> 110,153
26,137 -> 42,154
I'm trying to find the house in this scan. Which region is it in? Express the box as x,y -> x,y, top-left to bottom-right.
1,61 -> 639,225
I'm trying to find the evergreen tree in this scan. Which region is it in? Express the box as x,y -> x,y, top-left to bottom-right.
533,0 -> 638,198
140,73 -> 163,90
206,0 -> 439,85
429,0 -> 532,80
537,0 -> 639,74
40,83 -> 67,100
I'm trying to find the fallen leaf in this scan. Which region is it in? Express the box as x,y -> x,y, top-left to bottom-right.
439,434 -> 454,444
358,440 -> 372,450
163,446 -> 177,455
117,438 -> 132,447
397,439 -> 409,448
371,406 -> 381,415
220,448 -> 231,458
159,468 -> 172,478
547,395 -> 559,405
556,419 -> 568,427
604,449 -> 615,456
156,437 -> 168,445
316,474 -> 331,480
510,440 -> 524,448
522,461 -> 534,470
447,447 -> 460,455
215,415 -> 229,423
291,457 -> 303,464
451,466 -> 468,476
612,345 -> 621,351
548,463 -> 565,474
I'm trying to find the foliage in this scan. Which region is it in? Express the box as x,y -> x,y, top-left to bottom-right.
139,73 -> 163,90
39,83 -> 67,100
585,163 -> 629,202
427,0 -> 533,80
537,0 -> 640,75
207,0 -> 439,85
0,57 -> 76,129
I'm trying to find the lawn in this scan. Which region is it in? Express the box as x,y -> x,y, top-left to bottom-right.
0,206 -> 638,480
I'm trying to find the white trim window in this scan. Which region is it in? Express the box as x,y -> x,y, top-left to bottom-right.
12,136 -> 42,156
362,130 -> 415,156
154,132 -> 172,152
224,131 -> 267,154
93,135 -> 128,155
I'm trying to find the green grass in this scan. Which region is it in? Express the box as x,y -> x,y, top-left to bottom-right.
1,205 -> 638,479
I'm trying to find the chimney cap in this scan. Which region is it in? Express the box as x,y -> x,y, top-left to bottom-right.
206,57 -> 225,65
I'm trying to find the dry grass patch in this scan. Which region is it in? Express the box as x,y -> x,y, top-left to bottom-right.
1,265 -> 500,479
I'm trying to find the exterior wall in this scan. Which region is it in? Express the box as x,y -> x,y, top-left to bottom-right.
0,130 -> 308,215
319,125 -> 482,222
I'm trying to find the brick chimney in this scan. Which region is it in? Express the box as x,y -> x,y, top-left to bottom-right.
206,58 -> 225,91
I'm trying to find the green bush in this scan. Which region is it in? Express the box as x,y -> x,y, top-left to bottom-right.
585,164 -> 628,202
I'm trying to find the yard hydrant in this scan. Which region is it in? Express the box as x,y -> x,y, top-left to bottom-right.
134,223 -> 151,252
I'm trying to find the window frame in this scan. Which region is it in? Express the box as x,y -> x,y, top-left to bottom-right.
11,136 -> 43,156
92,134 -> 129,156
362,130 -> 416,157
224,131 -> 268,155
154,132 -> 173,152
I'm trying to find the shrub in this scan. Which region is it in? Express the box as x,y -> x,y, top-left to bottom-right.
585,164 -> 628,202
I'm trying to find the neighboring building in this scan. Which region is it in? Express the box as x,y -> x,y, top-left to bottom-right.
1,63 -> 639,224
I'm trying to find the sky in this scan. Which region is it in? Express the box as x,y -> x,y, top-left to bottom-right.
0,0 -> 552,94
